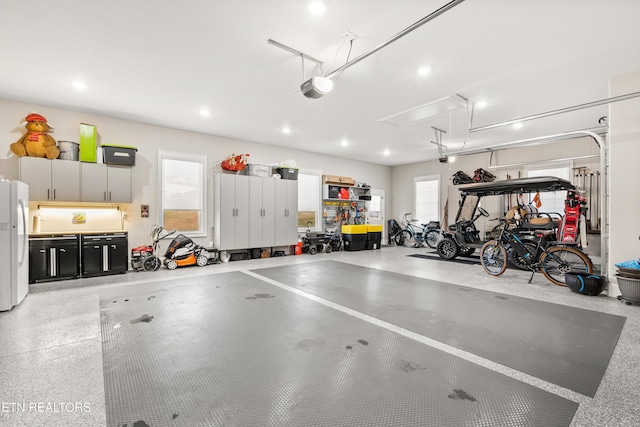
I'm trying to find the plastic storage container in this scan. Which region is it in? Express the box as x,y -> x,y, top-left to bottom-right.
342,225 -> 367,251
246,163 -> 271,178
277,167 -> 298,180
616,275 -> 640,303
366,224 -> 383,250
102,145 -> 137,166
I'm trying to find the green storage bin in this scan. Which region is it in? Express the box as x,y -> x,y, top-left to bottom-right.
79,123 -> 97,163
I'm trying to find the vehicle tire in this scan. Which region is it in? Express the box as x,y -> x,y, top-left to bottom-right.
437,237 -> 459,260
166,259 -> 178,270
196,254 -> 209,267
507,241 -> 539,271
425,231 -> 439,249
459,246 -> 476,257
143,256 -> 161,271
325,243 -> 332,253
309,246 -> 318,255
480,241 -> 507,276
540,246 -> 593,286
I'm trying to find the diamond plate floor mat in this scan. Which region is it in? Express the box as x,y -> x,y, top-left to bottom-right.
100,271 -> 577,427
252,261 -> 625,397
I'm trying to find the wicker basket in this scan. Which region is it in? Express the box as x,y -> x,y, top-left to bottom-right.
615,275 -> 640,302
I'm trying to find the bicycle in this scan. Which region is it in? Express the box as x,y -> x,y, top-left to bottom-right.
394,213 -> 438,248
479,218 -> 593,286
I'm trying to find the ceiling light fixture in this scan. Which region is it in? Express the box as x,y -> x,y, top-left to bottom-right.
418,66 -> 431,76
341,139 -> 348,147
199,109 -> 211,117
476,101 -> 488,108
383,149 -> 390,156
309,2 -> 326,15
72,81 -> 87,90
282,127 -> 291,134
513,122 -> 523,129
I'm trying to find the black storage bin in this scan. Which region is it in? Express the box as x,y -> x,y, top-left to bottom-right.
343,234 -> 367,251
328,185 -> 340,198
277,167 -> 298,180
565,272 -> 605,296
366,232 -> 382,250
102,145 -> 137,166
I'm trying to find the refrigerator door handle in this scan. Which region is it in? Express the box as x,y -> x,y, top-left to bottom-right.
18,199 -> 27,266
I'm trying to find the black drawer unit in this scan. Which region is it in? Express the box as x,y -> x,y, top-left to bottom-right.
81,233 -> 128,277
29,235 -> 80,283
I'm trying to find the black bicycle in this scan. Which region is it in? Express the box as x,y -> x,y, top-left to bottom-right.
479,218 -> 593,286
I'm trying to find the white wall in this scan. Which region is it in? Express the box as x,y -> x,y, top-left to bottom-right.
609,70 -> 640,292
0,98 -> 391,252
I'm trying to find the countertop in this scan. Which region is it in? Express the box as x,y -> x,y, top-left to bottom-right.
29,230 -> 128,237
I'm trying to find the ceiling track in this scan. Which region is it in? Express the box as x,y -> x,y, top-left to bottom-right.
324,0 -> 466,79
486,154 -> 599,170
460,91 -> 640,133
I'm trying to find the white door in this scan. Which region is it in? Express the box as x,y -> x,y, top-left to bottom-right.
368,189 -> 386,244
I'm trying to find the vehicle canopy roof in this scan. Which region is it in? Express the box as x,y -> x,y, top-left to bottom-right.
457,176 -> 575,197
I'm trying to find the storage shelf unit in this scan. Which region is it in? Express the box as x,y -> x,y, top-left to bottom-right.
321,184 -> 370,233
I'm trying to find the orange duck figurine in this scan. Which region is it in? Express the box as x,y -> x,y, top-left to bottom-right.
10,113 -> 60,159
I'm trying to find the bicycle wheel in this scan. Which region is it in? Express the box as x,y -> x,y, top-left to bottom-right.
424,230 -> 439,249
480,241 -> 508,276
399,230 -> 416,248
540,246 -> 593,286
394,230 -> 409,246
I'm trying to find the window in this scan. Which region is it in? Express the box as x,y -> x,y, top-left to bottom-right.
527,166 -> 571,215
298,170 -> 321,231
158,150 -> 206,236
414,175 -> 440,224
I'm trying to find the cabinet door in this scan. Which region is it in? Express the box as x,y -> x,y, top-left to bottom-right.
107,166 -> 131,203
249,177 -> 264,248
274,180 -> 288,246
29,242 -> 50,283
57,245 -> 79,278
82,243 -> 104,276
262,179 -> 276,246
80,163 -> 108,202
285,180 -> 299,244
234,175 -> 250,249
108,239 -> 128,273
19,157 -> 52,201
218,174 -> 237,249
51,159 -> 80,201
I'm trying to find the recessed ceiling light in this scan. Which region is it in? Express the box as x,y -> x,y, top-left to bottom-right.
512,122 -> 523,129
476,101 -> 488,108
417,66 -> 431,76
72,81 -> 87,90
341,139 -> 348,147
383,149 -> 390,156
309,2 -> 325,15
199,108 -> 211,117
282,127 -> 291,134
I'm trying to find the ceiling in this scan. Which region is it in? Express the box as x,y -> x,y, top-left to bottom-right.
1,0 -> 639,166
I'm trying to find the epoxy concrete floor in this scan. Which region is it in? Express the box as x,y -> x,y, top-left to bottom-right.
1,245 -> 639,426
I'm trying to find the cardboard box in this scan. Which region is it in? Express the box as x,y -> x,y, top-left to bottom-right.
323,175 -> 355,186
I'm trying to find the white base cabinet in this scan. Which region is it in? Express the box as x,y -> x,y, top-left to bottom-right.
214,174 -> 297,251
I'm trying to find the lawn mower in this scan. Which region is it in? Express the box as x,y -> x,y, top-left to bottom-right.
131,226 -> 176,272
163,233 -> 211,269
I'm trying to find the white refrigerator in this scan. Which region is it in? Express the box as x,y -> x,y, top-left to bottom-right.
0,180 -> 29,311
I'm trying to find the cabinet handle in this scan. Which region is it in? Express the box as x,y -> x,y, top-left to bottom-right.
53,189 -> 56,200
109,192 -> 112,202
47,189 -> 50,200
104,191 -> 107,202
